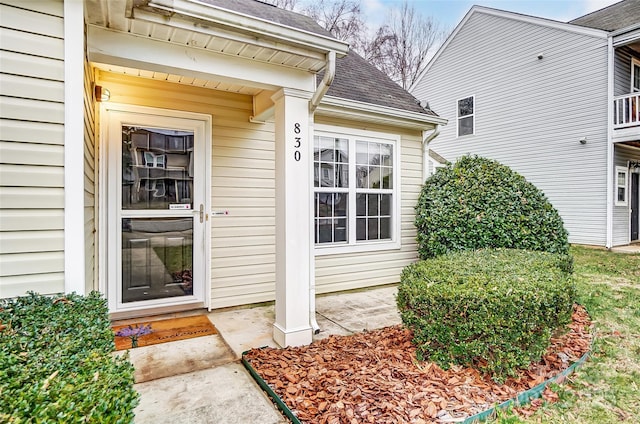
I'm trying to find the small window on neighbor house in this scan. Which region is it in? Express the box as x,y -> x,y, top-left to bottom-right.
632,58 -> 640,92
616,166 -> 628,206
457,96 -> 474,137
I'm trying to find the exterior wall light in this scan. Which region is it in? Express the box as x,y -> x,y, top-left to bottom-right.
95,85 -> 110,102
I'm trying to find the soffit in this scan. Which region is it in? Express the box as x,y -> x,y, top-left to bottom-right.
85,0 -> 329,74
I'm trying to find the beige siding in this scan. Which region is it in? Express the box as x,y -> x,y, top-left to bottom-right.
313,116 -> 423,294
96,71 -> 277,309
0,1 -> 65,297
84,59 -> 97,293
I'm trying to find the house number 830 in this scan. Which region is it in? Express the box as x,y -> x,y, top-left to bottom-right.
293,123 -> 301,161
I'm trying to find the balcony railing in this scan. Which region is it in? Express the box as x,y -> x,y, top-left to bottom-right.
614,93 -> 640,129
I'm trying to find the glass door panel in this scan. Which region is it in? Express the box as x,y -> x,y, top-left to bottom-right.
121,217 -> 193,303
119,125 -> 198,306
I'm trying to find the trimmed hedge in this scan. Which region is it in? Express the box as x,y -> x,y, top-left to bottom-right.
0,292 -> 138,423
397,249 -> 576,381
415,155 -> 569,259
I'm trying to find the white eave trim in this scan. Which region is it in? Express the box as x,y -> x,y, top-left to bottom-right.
317,96 -> 448,129
611,24 -> 640,47
146,0 -> 349,55
410,6 -> 608,92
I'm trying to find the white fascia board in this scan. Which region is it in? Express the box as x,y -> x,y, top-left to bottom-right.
317,96 -> 448,130
87,25 -> 315,92
612,25 -> 640,47
410,6 -> 608,92
147,0 -> 349,56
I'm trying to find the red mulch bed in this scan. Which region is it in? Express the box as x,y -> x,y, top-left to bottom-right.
244,305 -> 592,424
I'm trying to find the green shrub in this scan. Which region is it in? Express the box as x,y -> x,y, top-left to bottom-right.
397,249 -> 576,381
415,155 -> 569,259
0,292 -> 138,423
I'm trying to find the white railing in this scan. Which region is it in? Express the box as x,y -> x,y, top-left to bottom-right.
614,93 -> 640,129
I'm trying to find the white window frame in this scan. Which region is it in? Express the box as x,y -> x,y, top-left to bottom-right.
615,166 -> 628,206
456,95 -> 475,137
314,125 -> 401,256
631,58 -> 640,92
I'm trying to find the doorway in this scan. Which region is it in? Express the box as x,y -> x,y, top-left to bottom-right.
102,106 -> 211,314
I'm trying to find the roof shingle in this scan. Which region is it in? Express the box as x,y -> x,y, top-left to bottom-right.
569,0 -> 640,31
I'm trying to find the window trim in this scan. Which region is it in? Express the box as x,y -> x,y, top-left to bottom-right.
615,166 -> 628,206
456,95 -> 475,137
632,58 -> 640,93
313,124 -> 401,256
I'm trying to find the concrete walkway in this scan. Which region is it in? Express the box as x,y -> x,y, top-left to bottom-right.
131,285 -> 401,423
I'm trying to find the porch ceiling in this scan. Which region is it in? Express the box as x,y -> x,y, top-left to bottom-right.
91,62 -> 264,96
85,0 -> 333,96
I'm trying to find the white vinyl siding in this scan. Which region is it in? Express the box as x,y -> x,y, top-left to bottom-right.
0,1 -> 65,297
612,145 -> 640,246
96,72 -> 276,309
412,11 -> 609,246
313,116 -> 423,294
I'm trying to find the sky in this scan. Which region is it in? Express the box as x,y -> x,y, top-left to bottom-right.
362,0 -> 622,31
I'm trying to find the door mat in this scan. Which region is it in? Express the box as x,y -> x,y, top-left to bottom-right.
113,315 -> 217,351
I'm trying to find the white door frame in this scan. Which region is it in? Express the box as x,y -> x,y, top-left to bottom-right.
99,103 -> 212,314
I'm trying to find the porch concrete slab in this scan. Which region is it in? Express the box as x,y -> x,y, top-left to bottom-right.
208,285 -> 401,356
121,334 -> 236,383
133,363 -> 286,424
611,243 -> 640,254
208,305 -> 279,357
315,285 -> 401,334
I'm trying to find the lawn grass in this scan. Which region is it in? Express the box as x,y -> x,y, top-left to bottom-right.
499,245 -> 640,423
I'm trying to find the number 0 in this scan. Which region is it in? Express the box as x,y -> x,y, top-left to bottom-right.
294,151 -> 301,161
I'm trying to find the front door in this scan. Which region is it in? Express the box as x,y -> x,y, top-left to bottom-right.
632,172 -> 639,242
104,107 -> 210,313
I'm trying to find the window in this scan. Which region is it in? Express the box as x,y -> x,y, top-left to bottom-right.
616,166 -> 628,206
632,58 -> 640,93
457,96 -> 475,137
314,128 -> 399,253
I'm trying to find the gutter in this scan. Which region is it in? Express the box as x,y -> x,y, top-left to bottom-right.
309,51 -> 336,113
606,36 -> 614,249
422,125 -> 441,181
308,51 -> 337,334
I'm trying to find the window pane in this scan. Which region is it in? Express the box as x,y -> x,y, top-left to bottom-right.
458,97 -> 473,116
356,141 -> 368,164
618,187 -> 626,202
356,193 -> 366,216
336,139 -> 348,163
356,218 -> 366,240
380,194 -> 391,215
381,144 -> 393,166
334,193 -> 347,217
320,164 -> 335,187
618,172 -> 626,186
368,143 -> 381,166
335,218 -> 347,242
320,137 -> 335,161
317,219 -> 332,243
356,165 -> 368,188
368,194 -> 379,216
634,64 -> 640,91
317,193 -> 332,217
381,167 -> 392,189
336,163 -> 348,188
458,116 -> 474,136
122,127 -> 194,210
368,218 -> 379,240
380,218 -> 391,239
314,163 -> 320,187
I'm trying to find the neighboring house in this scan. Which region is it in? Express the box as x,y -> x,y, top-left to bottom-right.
0,0 -> 445,346
411,0 -> 640,248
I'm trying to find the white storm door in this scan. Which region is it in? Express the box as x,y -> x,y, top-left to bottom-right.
105,108 -> 210,312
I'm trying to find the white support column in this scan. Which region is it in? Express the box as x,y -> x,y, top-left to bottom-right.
64,0 -> 86,294
272,88 -> 313,347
